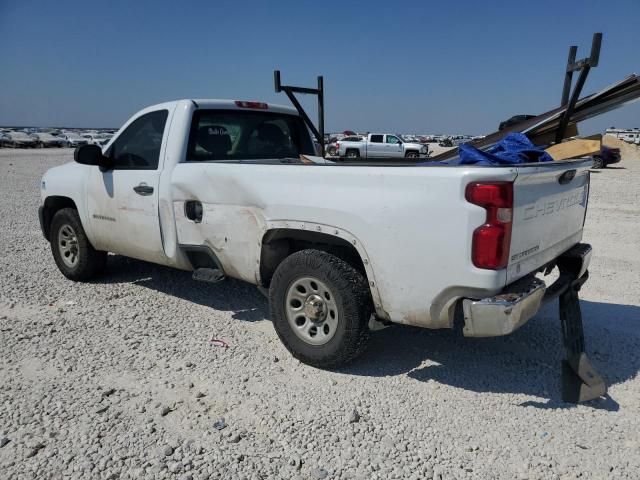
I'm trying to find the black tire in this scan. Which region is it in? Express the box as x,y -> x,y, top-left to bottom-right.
592,156 -> 604,169
405,150 -> 419,158
50,208 -> 107,281
346,149 -> 360,159
269,249 -> 372,368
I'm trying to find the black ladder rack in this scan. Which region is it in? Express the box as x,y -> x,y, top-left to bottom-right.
274,70 -> 325,157
556,32 -> 602,143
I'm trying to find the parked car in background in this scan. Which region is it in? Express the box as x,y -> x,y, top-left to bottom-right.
99,135 -> 113,146
451,136 -> 471,147
0,133 -> 11,147
592,145 -> 621,169
337,133 -> 428,159
31,132 -> 65,148
621,132 -> 640,143
3,131 -> 37,148
82,133 -> 106,145
61,132 -> 89,147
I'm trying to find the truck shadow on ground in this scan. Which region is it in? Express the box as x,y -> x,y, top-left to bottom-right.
347,300 -> 640,410
100,256 -> 638,409
101,255 -> 268,322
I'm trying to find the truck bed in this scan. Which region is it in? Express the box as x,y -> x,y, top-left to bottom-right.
170,156 -> 592,329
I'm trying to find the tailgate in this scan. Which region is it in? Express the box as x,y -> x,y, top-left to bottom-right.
506,159 -> 591,283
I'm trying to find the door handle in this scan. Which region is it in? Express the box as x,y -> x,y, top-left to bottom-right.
133,183 -> 154,196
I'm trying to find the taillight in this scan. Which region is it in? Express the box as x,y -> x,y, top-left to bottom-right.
335,142 -> 340,150
465,181 -> 513,270
234,101 -> 269,110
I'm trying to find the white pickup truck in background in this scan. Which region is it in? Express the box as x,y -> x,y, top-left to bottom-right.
38,98 -> 597,380
336,133 -> 428,159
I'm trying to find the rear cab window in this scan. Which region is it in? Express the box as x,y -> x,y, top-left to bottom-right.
186,110 -> 314,162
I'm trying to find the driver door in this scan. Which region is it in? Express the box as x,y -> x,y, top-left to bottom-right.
384,135 -> 403,157
86,109 -> 169,264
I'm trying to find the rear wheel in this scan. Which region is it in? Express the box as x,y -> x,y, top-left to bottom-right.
269,249 -> 372,368
592,156 -> 604,169
346,149 -> 360,159
50,208 -> 107,281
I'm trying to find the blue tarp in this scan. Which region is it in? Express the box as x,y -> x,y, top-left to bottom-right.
421,132 -> 554,166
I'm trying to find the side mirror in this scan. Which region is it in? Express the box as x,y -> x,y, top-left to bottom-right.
74,144 -> 112,170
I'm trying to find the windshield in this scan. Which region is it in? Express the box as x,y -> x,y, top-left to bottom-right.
186,109 -> 314,161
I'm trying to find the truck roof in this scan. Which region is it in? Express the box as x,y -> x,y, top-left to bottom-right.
142,99 -> 300,116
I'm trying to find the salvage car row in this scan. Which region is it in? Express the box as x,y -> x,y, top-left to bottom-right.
0,128 -> 115,148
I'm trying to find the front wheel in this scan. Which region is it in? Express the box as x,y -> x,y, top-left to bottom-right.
50,208 -> 107,281
405,151 -> 419,158
269,249 -> 373,368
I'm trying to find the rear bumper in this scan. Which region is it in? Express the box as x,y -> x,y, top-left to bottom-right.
462,243 -> 592,337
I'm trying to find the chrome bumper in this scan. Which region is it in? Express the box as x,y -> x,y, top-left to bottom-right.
462,278 -> 546,337
462,243 -> 592,338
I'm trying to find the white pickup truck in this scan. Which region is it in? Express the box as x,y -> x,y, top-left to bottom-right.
336,133 -> 428,159
38,98 -> 597,386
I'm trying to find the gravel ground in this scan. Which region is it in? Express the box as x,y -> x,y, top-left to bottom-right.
1,144 -> 639,480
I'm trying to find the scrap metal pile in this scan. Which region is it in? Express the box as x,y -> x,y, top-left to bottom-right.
436,33 -> 640,162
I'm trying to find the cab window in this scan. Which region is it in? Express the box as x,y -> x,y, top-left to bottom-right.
386,135 -> 400,144
186,109 -> 314,161
108,110 -> 168,170
370,135 -> 383,143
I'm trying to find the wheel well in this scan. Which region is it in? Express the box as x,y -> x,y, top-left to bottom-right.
260,229 -> 368,288
42,196 -> 77,241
